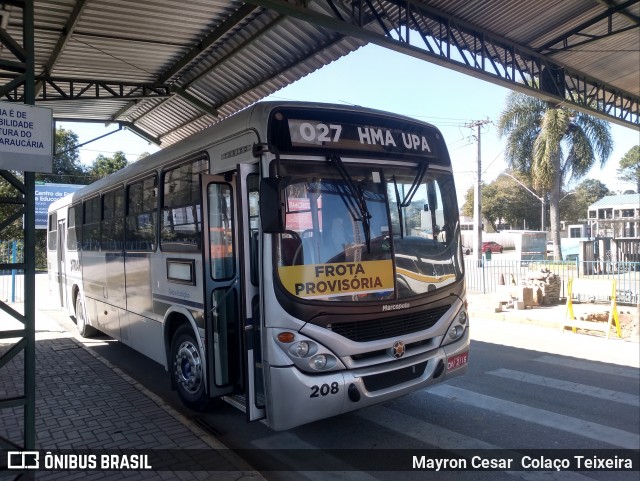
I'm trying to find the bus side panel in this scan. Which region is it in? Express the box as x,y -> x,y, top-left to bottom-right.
126,311 -> 164,365
64,251 -> 82,318
97,300 -> 122,340
125,252 -> 153,315
123,252 -> 165,364
82,250 -> 103,328
105,252 -> 126,310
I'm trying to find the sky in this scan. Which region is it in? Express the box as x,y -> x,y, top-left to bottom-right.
58,44 -> 640,204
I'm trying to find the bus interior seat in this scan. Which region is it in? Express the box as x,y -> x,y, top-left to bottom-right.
280,234 -> 303,266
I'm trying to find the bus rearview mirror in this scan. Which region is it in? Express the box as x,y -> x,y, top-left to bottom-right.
260,177 -> 289,233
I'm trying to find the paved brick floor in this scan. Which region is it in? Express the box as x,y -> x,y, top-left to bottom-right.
0,319 -> 263,481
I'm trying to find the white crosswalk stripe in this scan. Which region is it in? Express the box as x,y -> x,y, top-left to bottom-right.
248,351 -> 639,478
252,432 -> 379,481
427,384 -> 640,449
534,355 -> 640,379
357,406 -> 594,481
487,368 -> 640,407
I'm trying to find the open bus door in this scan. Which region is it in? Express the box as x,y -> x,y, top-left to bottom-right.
201,167 -> 265,422
236,163 -> 266,422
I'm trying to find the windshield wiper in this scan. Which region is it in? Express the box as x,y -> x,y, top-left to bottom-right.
392,162 -> 428,239
392,175 -> 404,238
327,154 -> 372,252
401,161 -> 428,207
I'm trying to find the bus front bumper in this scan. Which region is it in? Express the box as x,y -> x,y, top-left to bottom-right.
266,330 -> 469,431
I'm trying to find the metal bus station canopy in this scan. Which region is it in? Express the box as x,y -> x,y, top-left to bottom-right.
1,0 -> 639,455
1,0 -> 638,146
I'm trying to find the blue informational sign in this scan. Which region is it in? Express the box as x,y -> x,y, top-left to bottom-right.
35,183 -> 84,229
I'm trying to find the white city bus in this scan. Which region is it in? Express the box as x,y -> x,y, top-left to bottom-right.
47,102 -> 469,430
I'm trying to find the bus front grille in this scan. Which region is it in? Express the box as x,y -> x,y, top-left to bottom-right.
362,361 -> 428,392
331,305 -> 451,342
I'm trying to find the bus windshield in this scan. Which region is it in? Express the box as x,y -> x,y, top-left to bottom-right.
275,159 -> 463,301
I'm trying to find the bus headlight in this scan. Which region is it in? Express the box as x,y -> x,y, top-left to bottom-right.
313,354 -> 327,369
295,341 -> 310,357
310,353 -> 337,371
289,340 -> 318,358
441,308 -> 469,346
274,330 -> 345,373
448,325 -> 463,340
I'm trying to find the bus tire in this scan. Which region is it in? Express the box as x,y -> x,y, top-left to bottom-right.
171,325 -> 209,411
75,295 -> 97,338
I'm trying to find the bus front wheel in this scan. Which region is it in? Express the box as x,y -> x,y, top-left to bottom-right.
171,325 -> 209,411
75,296 -> 97,338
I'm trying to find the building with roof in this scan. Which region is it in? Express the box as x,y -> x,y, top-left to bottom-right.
587,193 -> 639,263
588,193 -> 640,239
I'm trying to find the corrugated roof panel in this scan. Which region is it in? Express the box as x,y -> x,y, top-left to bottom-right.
77,0 -> 240,44
53,38 -> 185,82
3,0 -> 636,147
47,99 -> 134,119
590,194 -> 640,208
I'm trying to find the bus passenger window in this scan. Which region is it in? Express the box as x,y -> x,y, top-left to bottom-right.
101,187 -> 124,251
126,175 -> 157,251
47,213 -> 57,251
247,173 -> 260,286
82,196 -> 100,251
207,183 -> 235,280
67,205 -> 82,251
161,155 -> 208,251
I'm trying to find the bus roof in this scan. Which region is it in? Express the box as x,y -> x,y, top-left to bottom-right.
48,101 -> 443,212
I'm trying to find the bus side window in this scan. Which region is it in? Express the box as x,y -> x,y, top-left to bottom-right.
161,155 -> 208,251
67,204 -> 82,251
82,196 -> 101,251
247,173 -> 259,286
207,183 -> 235,280
126,175 -> 157,251
47,212 -> 57,251
101,187 -> 124,251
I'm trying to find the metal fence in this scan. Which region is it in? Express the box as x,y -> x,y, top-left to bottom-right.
0,240 -> 24,304
465,257 -> 640,305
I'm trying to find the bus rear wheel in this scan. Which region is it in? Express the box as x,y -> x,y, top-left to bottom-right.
75,295 -> 97,338
171,325 -> 209,411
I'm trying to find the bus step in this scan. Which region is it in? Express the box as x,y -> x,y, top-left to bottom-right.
222,394 -> 246,413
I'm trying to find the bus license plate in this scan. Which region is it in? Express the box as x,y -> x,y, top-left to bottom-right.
447,352 -> 468,371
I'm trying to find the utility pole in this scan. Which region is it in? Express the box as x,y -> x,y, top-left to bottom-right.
465,119 -> 492,262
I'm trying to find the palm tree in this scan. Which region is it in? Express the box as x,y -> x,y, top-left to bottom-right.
497,93 -> 613,260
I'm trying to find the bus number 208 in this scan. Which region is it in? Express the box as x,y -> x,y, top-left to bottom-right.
310,382 -> 340,398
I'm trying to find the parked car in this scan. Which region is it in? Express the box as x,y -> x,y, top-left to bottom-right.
482,241 -> 503,253
546,241 -> 554,254
462,246 -> 471,255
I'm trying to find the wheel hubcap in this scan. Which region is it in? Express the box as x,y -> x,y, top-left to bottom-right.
175,341 -> 202,394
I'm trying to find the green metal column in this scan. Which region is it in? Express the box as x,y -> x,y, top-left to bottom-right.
0,0 -> 36,456
23,0 -> 37,451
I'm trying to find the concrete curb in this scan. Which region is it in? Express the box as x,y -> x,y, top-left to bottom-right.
35,308 -> 267,480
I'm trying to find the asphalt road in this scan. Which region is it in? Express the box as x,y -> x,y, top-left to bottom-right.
51,308 -> 640,481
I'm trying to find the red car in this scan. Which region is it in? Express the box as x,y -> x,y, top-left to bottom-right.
482,241 -> 503,253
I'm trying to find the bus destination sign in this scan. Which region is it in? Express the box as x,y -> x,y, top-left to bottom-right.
270,108 -> 441,160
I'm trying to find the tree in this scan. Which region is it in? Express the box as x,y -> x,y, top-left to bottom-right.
560,179 -> 611,224
3,128 -> 87,256
37,128 -> 87,184
462,173 -> 541,230
497,93 -> 613,259
88,151 -> 128,179
617,145 -> 640,194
